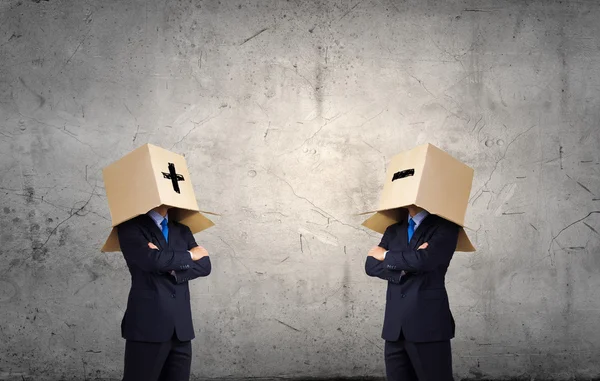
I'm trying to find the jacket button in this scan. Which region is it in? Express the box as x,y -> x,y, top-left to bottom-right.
171,294 -> 176,298
401,294 -> 406,298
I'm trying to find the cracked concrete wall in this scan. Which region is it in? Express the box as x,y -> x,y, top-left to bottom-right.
1,0 -> 599,379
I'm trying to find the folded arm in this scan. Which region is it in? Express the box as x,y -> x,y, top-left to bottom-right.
365,256 -> 402,283
364,224 -> 402,283
383,221 -> 458,272
172,225 -> 212,284
118,221 -> 196,273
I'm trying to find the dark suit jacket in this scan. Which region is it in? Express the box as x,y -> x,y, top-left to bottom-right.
365,214 -> 459,343
117,214 -> 211,343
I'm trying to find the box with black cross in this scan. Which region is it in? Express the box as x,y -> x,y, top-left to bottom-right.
100,143 -> 215,252
359,143 -> 476,252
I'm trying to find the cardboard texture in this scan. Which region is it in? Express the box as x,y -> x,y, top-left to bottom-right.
101,144 -> 215,252
361,143 -> 475,252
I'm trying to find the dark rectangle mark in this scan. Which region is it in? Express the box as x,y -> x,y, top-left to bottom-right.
392,169 -> 414,181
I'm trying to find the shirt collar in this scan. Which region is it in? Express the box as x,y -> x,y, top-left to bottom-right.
408,209 -> 429,229
147,210 -> 168,228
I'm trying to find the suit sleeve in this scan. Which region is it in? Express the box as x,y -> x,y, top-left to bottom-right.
383,221 -> 459,272
173,225 -> 212,284
118,220 -> 196,273
365,225 -> 402,283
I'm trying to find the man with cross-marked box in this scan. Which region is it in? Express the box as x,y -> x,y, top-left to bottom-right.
101,144 -> 216,381
360,144 -> 475,381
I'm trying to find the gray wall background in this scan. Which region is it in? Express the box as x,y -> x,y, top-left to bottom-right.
1,0 -> 599,379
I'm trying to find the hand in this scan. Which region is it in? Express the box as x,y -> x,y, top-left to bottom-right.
418,242 -> 428,250
190,246 -> 209,261
148,242 -> 159,250
368,246 -> 386,261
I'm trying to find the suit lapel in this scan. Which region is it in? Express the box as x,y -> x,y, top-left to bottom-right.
408,214 -> 437,248
391,219 -> 407,248
140,214 -> 168,248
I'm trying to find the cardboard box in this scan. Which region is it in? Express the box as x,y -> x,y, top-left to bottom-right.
101,144 -> 215,252
360,143 -> 475,252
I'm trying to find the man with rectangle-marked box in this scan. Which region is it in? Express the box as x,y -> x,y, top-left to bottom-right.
361,144 -> 475,381
101,144 -> 216,381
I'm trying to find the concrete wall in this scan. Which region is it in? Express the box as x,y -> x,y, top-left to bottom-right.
1,0 -> 599,379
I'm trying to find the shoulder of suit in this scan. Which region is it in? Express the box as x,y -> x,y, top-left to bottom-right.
385,221 -> 403,233
430,214 -> 459,229
170,220 -> 191,230
171,219 -> 184,227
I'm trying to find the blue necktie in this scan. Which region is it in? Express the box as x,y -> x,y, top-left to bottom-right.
160,218 -> 169,242
407,218 -> 415,242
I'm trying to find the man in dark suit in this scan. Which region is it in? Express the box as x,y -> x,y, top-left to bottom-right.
117,205 -> 212,381
365,205 -> 459,381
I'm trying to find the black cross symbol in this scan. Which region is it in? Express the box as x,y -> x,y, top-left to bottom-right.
162,163 -> 185,194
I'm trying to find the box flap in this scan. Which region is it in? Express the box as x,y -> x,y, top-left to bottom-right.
100,209 -> 215,252
198,210 -> 220,216
361,208 -> 408,234
171,208 -> 215,234
361,209 -> 476,252
457,227 -> 476,252
101,227 -> 120,253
